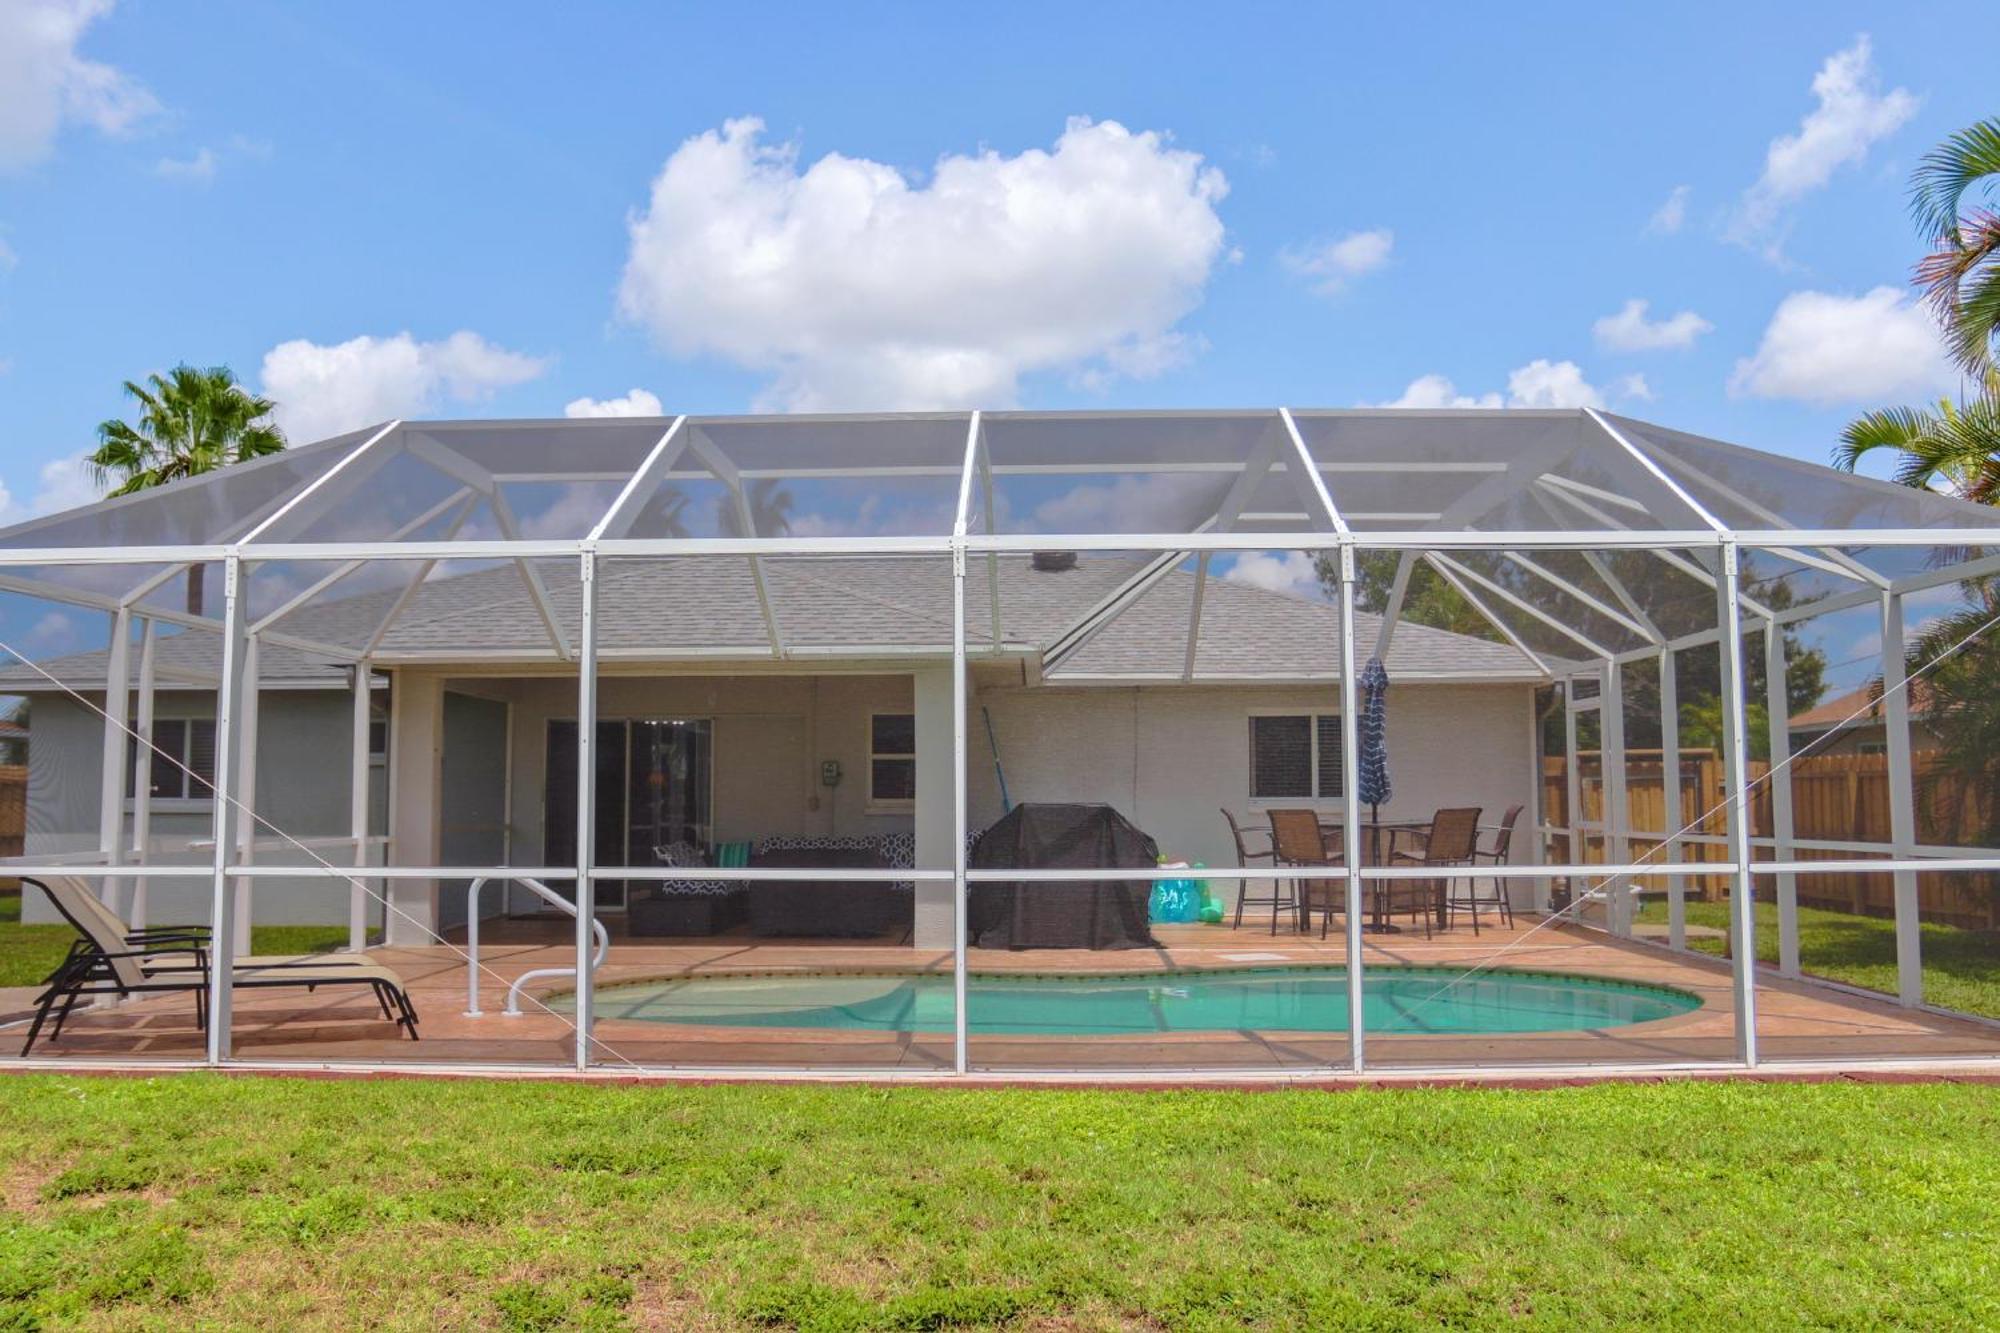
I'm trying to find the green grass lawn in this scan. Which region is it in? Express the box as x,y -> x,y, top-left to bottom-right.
0,891 -> 365,988
1634,898 -> 2000,1019
0,1077 -> 1994,1330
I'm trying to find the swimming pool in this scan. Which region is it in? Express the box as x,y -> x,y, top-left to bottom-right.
560,967 -> 1699,1036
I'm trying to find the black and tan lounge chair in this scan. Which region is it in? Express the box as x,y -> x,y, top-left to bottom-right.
18,875 -> 418,1055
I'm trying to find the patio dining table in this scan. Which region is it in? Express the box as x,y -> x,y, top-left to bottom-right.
1313,817 -> 1478,932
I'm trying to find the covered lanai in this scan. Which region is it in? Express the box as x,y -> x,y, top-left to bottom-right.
1,407 -> 1997,1077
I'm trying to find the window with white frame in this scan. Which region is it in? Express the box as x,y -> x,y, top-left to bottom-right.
126,718 -> 216,801
869,712 -> 916,806
1248,713 -> 1343,800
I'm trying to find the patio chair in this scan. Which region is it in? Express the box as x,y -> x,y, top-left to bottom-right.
1383,807 -> 1482,939
1265,809 -> 1339,938
18,876 -> 418,1055
1220,809 -> 1279,931
1446,805 -> 1522,934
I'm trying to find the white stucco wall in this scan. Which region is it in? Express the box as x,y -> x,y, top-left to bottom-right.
966,680 -> 1541,904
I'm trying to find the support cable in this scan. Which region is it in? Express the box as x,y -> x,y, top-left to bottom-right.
1401,599 -> 2000,1016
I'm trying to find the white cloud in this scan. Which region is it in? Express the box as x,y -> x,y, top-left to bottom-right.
1032,473 -> 1220,533
152,136 -> 269,184
1371,373 -> 1503,410
260,330 -> 550,441
0,0 -> 159,172
1505,359 -> 1606,409
615,116 -> 1229,411
564,387 -> 663,418
24,610 -> 77,653
1281,227 -> 1393,296
1613,373 -> 1655,402
25,454 -> 95,513
1225,550 -> 1320,599
153,146 -> 216,183
1730,36 -> 1916,249
0,235 -> 16,270
1370,359 -> 1608,411
0,452 -> 106,523
1729,286 -> 1955,405
1646,185 -> 1690,236
1592,298 -> 1714,353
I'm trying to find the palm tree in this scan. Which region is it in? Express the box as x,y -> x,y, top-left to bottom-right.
1912,118 -> 2000,375
717,478 -> 793,538
89,365 -> 285,615
1841,118 -> 2000,922
652,486 -> 700,536
1902,587 -> 2000,850
1836,376 -> 2000,505
1837,117 -> 2000,505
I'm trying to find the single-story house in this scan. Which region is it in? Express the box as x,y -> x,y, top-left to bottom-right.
8,409 -> 2000,1073
1789,682 -> 1942,758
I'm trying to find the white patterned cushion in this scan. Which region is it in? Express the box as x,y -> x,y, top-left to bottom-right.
649,840 -> 734,896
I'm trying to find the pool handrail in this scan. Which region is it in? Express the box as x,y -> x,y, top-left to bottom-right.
462,876 -> 608,1017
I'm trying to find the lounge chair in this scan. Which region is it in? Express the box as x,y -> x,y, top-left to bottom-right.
18,875 -> 418,1055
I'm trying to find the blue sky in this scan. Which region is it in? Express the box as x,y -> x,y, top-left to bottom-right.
0,2 -> 1992,678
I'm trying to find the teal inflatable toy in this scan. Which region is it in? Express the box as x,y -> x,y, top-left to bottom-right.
1194,863 -> 1224,923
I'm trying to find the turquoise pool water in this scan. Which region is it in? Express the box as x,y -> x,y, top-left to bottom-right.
563,967 -> 1699,1036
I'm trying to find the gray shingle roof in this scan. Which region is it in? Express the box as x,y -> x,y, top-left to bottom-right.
0,556 -> 1540,688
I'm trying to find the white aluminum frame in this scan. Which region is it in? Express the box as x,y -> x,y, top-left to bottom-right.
5,407 -> 1999,1078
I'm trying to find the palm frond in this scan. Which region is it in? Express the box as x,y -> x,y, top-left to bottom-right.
1835,405 -> 1936,472
1838,392 -> 2000,504
1943,226 -> 2000,374
1911,118 -> 2000,244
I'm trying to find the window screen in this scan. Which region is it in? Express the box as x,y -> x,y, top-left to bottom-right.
1316,715 -> 1344,799
1249,715 -> 1312,798
127,718 -> 216,800
1249,714 -> 1343,799
870,712 -> 917,803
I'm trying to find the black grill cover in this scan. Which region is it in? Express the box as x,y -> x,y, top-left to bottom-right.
968,803 -> 1161,950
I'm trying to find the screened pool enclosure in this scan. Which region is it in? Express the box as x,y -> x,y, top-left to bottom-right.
2,407 -> 1998,1076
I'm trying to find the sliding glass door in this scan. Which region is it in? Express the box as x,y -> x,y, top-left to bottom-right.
544,717 -> 713,909
626,719 -> 713,864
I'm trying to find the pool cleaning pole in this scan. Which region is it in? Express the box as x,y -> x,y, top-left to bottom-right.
982,706 -> 1010,813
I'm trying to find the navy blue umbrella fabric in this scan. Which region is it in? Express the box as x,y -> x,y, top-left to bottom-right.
1358,656 -> 1392,810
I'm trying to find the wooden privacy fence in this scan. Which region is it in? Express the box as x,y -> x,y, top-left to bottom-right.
1544,750 -> 1998,929
0,764 -> 23,861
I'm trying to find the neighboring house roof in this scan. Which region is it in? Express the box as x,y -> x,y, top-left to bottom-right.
0,556 -> 1541,690
1789,682 -> 1936,734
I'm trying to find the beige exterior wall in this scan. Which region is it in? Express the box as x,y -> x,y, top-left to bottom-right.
482,671 -> 919,865
24,670 -> 1540,929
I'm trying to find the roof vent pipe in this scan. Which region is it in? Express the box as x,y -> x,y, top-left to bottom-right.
1030,550 -> 1078,572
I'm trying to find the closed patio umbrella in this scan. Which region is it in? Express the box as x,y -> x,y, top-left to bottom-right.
1358,656 -> 1392,844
